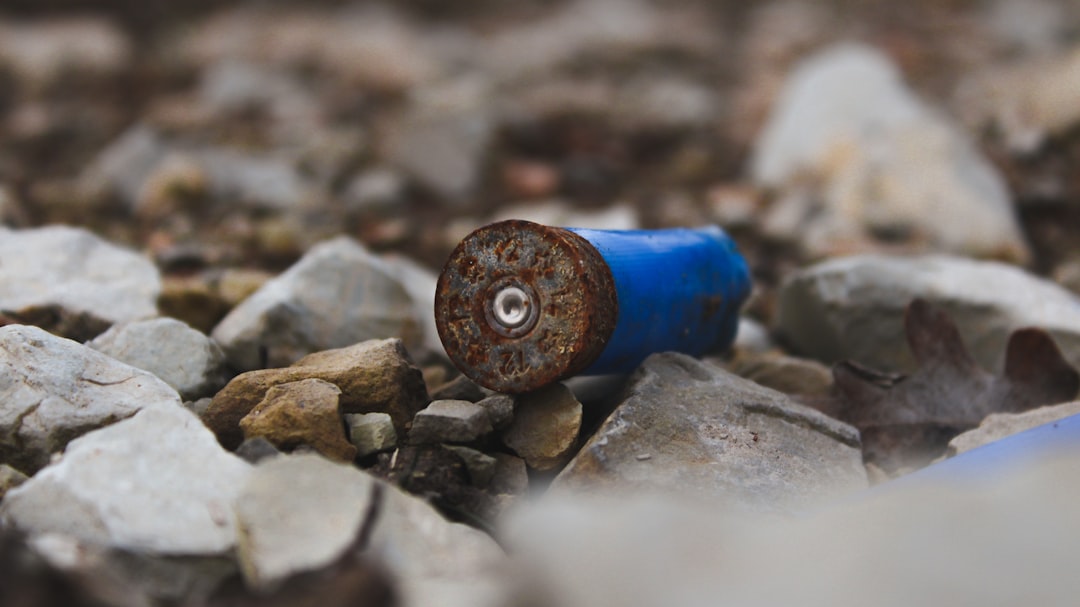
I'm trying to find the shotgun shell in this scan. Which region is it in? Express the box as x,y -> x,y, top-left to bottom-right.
435,220 -> 751,393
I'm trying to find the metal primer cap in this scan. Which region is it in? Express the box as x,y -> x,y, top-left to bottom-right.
435,220 -> 617,393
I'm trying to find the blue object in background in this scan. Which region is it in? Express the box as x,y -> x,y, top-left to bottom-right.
568,226 -> 752,374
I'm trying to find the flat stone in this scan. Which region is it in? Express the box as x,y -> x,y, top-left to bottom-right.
211,236 -> 422,371
345,412 -> 397,457
776,254 -> 1080,373
233,454 -> 376,590
88,317 -> 227,401
0,324 -> 180,474
502,383 -> 582,471
1,406 -> 251,554
946,401 -> 1080,456
409,400 -> 492,445
204,338 -> 428,449
553,353 -> 867,513
0,463 -> 27,499
0,225 -> 161,329
240,378 -> 356,462
750,43 -> 1028,262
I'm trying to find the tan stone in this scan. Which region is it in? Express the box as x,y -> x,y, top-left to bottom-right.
204,338 -> 429,449
502,383 -> 582,471
240,378 -> 356,462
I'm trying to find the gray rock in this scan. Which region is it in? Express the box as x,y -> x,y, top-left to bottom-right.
503,447 -> 1080,607
211,236 -> 422,370
0,225 -> 161,327
343,166 -> 406,213
503,383 -> 582,471
410,400 -> 492,445
1,406 -> 252,554
197,148 -> 313,212
233,454 -> 376,589
79,125 -> 169,208
477,395 -> 515,431
0,324 -> 180,474
946,401 -> 1080,456
490,453 -> 529,496
751,43 -> 1028,262
345,412 -> 398,457
0,463 -> 28,499
553,353 -> 867,513
776,254 -> 1080,373
235,436 -> 283,464
88,317 -> 227,401
380,253 -> 445,361
443,445 -> 497,488
734,316 -> 773,353
367,478 -> 505,607
388,77 -> 493,202
233,452 -> 504,605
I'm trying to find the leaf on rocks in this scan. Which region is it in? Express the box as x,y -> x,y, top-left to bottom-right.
807,298 -> 1080,471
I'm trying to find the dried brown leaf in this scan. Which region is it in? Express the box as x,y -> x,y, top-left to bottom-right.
811,298 -> 1079,471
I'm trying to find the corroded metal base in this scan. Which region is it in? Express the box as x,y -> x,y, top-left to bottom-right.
435,220 -> 617,393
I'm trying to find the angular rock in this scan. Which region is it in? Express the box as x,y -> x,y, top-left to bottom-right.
442,445 -> 497,488
204,338 -> 428,450
946,401 -> 1080,456
1,406 -> 251,554
477,395 -> 515,431
211,236 -> 422,371
233,452 -> 504,605
0,464 -> 27,499
380,254 -> 445,361
0,225 -> 160,329
0,324 -> 180,474
235,437 -> 283,464
429,374 -> 487,403
233,454 -> 376,590
88,317 -> 227,401
776,254 -> 1080,373
409,400 -> 492,445
502,383 -> 582,471
554,353 -> 867,513
720,349 -> 833,397
346,412 -> 398,458
751,43 -> 1028,261
240,379 -> 356,462
490,453 -> 529,496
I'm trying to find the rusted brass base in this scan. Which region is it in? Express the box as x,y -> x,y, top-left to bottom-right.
435,220 -> 617,393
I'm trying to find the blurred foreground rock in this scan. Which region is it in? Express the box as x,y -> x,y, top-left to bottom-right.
505,447 -> 1080,607
777,254 -> 1080,372
554,353 -> 867,513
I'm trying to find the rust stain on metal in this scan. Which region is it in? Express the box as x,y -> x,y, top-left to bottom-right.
435,220 -> 617,393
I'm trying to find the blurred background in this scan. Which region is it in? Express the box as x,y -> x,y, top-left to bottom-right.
2,0 -> 1080,330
